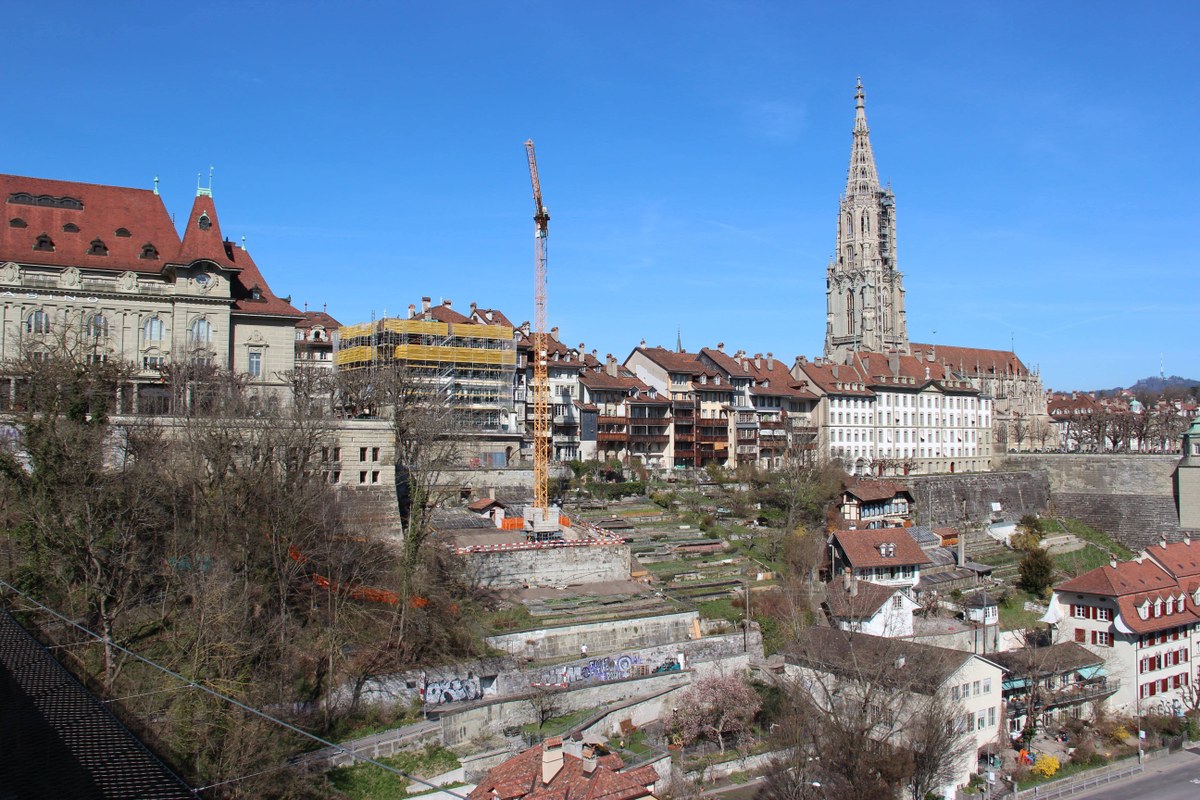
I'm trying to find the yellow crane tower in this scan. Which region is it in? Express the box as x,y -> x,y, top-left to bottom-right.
525,139 -> 551,517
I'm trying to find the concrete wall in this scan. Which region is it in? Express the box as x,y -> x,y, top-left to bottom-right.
1003,454 -> 1184,550
486,611 -> 699,662
468,544 -> 632,589
438,670 -> 693,746
902,471 -> 1050,527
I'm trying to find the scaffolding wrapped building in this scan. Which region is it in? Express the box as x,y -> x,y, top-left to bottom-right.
335,318 -> 520,456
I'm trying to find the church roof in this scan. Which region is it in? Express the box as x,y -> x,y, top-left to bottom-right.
909,343 -> 1031,378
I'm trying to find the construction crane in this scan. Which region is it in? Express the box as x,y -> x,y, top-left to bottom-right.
525,139 -> 552,517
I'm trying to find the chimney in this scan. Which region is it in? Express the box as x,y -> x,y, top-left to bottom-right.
606,354 -> 618,377
551,326 -> 559,342
717,342 -> 725,352
639,339 -> 646,348
582,744 -> 597,775
832,364 -> 840,379
470,301 -> 477,313
1110,557 -> 1118,568
926,350 -> 935,363
421,296 -> 431,312
442,298 -> 452,308
754,353 -> 762,369
407,303 -> 416,318
889,352 -> 900,378
563,734 -> 583,759
767,352 -> 774,370
542,738 -> 564,785
924,366 -> 931,381
1160,535 -> 1168,549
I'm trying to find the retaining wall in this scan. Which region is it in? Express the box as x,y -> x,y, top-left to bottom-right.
486,611 -> 698,662
1003,454 -> 1184,550
902,471 -> 1050,527
468,543 -> 631,589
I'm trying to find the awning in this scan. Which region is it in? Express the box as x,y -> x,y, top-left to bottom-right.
1003,678 -> 1029,691
1077,665 -> 1105,680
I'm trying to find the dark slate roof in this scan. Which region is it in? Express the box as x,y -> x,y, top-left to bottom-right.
0,610 -> 197,799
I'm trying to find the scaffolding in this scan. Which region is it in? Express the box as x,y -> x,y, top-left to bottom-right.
334,317 -> 517,430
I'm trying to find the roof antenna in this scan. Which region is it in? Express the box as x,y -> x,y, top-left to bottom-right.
304,301 -> 309,312
153,176 -> 159,196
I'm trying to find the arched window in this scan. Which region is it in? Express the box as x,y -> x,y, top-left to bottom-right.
140,243 -> 158,260
33,233 -> 54,252
25,310 -> 51,335
88,238 -> 108,256
143,316 -> 164,342
62,222 -> 79,233
846,290 -> 855,335
9,218 -> 26,228
861,212 -> 870,234
197,212 -> 211,231
86,313 -> 108,339
189,318 -> 212,345
115,227 -> 131,238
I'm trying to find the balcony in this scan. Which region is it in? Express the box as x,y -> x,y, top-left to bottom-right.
674,448 -> 696,459
1005,677 -> 1119,716
760,420 -> 785,430
628,434 -> 669,444
597,415 -> 626,425
597,431 -> 627,443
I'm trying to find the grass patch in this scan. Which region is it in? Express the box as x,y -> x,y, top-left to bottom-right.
697,597 -> 743,623
1060,518 -> 1134,560
998,591 -> 1045,631
326,744 -> 460,800
519,706 -> 598,737
1054,545 -> 1114,577
482,604 -> 536,633
1015,755 -> 1129,789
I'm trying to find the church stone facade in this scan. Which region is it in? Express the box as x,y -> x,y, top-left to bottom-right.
825,80 -> 909,360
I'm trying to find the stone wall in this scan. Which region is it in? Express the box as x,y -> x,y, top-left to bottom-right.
902,471 -> 1050,528
486,611 -> 698,662
1002,454 -> 1184,550
468,543 -> 632,590
437,670 -> 693,746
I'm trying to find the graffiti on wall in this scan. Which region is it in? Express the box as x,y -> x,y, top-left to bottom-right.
536,653 -> 680,687
424,674 -> 483,704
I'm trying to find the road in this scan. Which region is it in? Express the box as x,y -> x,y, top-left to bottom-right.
1071,748 -> 1200,800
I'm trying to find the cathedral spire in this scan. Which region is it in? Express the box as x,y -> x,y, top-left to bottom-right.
846,78 -> 880,196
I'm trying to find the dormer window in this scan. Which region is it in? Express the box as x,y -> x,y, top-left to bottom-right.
115,227 -> 131,238
140,243 -> 159,260
1138,600 -> 1150,620
251,288 -> 262,300
88,238 -> 108,256
9,218 -> 26,228
33,233 -> 54,252
197,212 -> 211,231
1166,596 -> 1175,615
62,222 -> 80,233
1154,598 -> 1162,618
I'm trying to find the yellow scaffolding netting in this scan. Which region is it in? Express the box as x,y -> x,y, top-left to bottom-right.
381,319 -> 449,336
393,344 -> 515,366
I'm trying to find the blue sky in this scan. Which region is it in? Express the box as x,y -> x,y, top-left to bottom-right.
4,2 -> 1197,390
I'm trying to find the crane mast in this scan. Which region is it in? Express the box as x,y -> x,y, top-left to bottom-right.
525,140 -> 551,516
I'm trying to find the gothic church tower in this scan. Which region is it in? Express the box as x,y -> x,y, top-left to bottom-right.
824,79 -> 909,359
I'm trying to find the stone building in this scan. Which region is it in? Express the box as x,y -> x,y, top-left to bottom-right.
0,174 -> 301,410
824,79 -> 908,359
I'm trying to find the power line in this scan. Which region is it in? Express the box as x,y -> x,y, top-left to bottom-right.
0,579 -> 468,799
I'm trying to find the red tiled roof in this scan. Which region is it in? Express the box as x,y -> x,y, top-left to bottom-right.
1,174 -> 179,275
909,342 -> 1030,378
425,304 -> 471,324
468,742 -> 654,800
795,360 -> 875,397
832,529 -> 931,569
467,498 -> 505,512
630,346 -> 705,375
471,306 -> 516,328
842,477 -> 909,503
1144,539 -> 1200,580
825,580 -> 900,619
229,247 -> 301,318
1114,593 -> 1200,635
580,367 -> 647,392
175,194 -> 240,270
851,351 -> 978,394
297,310 -> 340,330
1057,558 -> 1176,597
